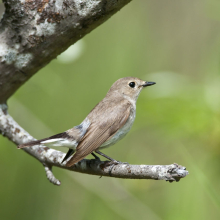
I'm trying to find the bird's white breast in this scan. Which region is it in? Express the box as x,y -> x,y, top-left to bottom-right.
99,106 -> 136,149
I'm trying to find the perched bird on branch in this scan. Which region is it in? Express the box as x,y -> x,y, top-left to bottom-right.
18,77 -> 156,167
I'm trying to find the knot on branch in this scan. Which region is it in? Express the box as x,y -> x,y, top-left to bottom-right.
166,163 -> 189,182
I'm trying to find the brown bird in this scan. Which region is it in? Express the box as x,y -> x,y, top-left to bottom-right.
18,77 -> 156,167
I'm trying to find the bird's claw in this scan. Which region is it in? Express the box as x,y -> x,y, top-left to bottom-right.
103,160 -> 128,176
94,157 -> 101,162
91,152 -> 101,161
105,160 -> 119,167
119,161 -> 129,165
114,161 -> 129,165
104,160 -> 129,167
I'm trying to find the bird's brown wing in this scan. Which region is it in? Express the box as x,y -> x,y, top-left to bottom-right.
66,101 -> 131,167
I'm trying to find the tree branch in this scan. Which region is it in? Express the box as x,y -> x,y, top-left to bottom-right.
0,104 -> 189,185
0,0 -> 131,103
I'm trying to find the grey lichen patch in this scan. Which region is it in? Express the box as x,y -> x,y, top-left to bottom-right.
15,53 -> 33,69
0,43 -> 19,64
0,43 -> 19,65
75,0 -> 102,17
0,42 -> 32,68
1,50 -> 18,64
35,19 -> 56,36
55,0 -> 64,11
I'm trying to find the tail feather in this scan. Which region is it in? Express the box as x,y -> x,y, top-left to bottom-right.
62,149 -> 75,163
17,140 -> 43,149
17,132 -> 68,149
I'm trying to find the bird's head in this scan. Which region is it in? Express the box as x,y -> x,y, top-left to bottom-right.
107,77 -> 156,102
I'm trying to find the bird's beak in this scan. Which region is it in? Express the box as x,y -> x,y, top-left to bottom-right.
142,81 -> 156,87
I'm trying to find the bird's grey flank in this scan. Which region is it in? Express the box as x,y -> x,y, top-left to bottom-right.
18,77 -> 156,167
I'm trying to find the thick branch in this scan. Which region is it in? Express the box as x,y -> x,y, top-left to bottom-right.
0,104 -> 189,185
0,0 -> 131,103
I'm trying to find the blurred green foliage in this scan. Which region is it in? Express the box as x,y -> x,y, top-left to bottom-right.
1,0 -> 220,219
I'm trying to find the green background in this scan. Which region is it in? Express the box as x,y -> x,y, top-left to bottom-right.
1,0 -> 220,219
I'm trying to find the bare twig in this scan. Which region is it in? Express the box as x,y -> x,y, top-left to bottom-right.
0,104 -> 189,185
44,164 -> 61,186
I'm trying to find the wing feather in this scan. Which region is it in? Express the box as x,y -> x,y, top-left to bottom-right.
66,101 -> 131,167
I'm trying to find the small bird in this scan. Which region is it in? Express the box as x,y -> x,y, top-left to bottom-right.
18,77 -> 155,167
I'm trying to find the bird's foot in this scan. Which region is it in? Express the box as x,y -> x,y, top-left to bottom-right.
104,160 -> 119,167
119,161 -> 129,165
91,152 -> 101,161
104,160 -> 129,167
102,160 -> 128,177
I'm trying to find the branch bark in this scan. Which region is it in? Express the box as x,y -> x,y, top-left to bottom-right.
0,0 -> 131,102
0,0 -> 189,185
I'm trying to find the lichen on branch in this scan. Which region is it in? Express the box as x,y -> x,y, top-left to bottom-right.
0,0 -> 131,102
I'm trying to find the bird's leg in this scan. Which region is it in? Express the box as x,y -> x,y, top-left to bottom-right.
95,150 -> 119,163
88,152 -> 101,168
95,150 -> 130,164
91,152 -> 100,160
95,150 -> 129,176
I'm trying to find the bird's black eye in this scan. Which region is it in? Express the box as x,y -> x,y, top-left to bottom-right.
129,82 -> 135,88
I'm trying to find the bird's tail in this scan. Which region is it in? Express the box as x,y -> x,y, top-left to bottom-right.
17,140 -> 43,149
61,149 -> 75,163
17,132 -> 68,149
